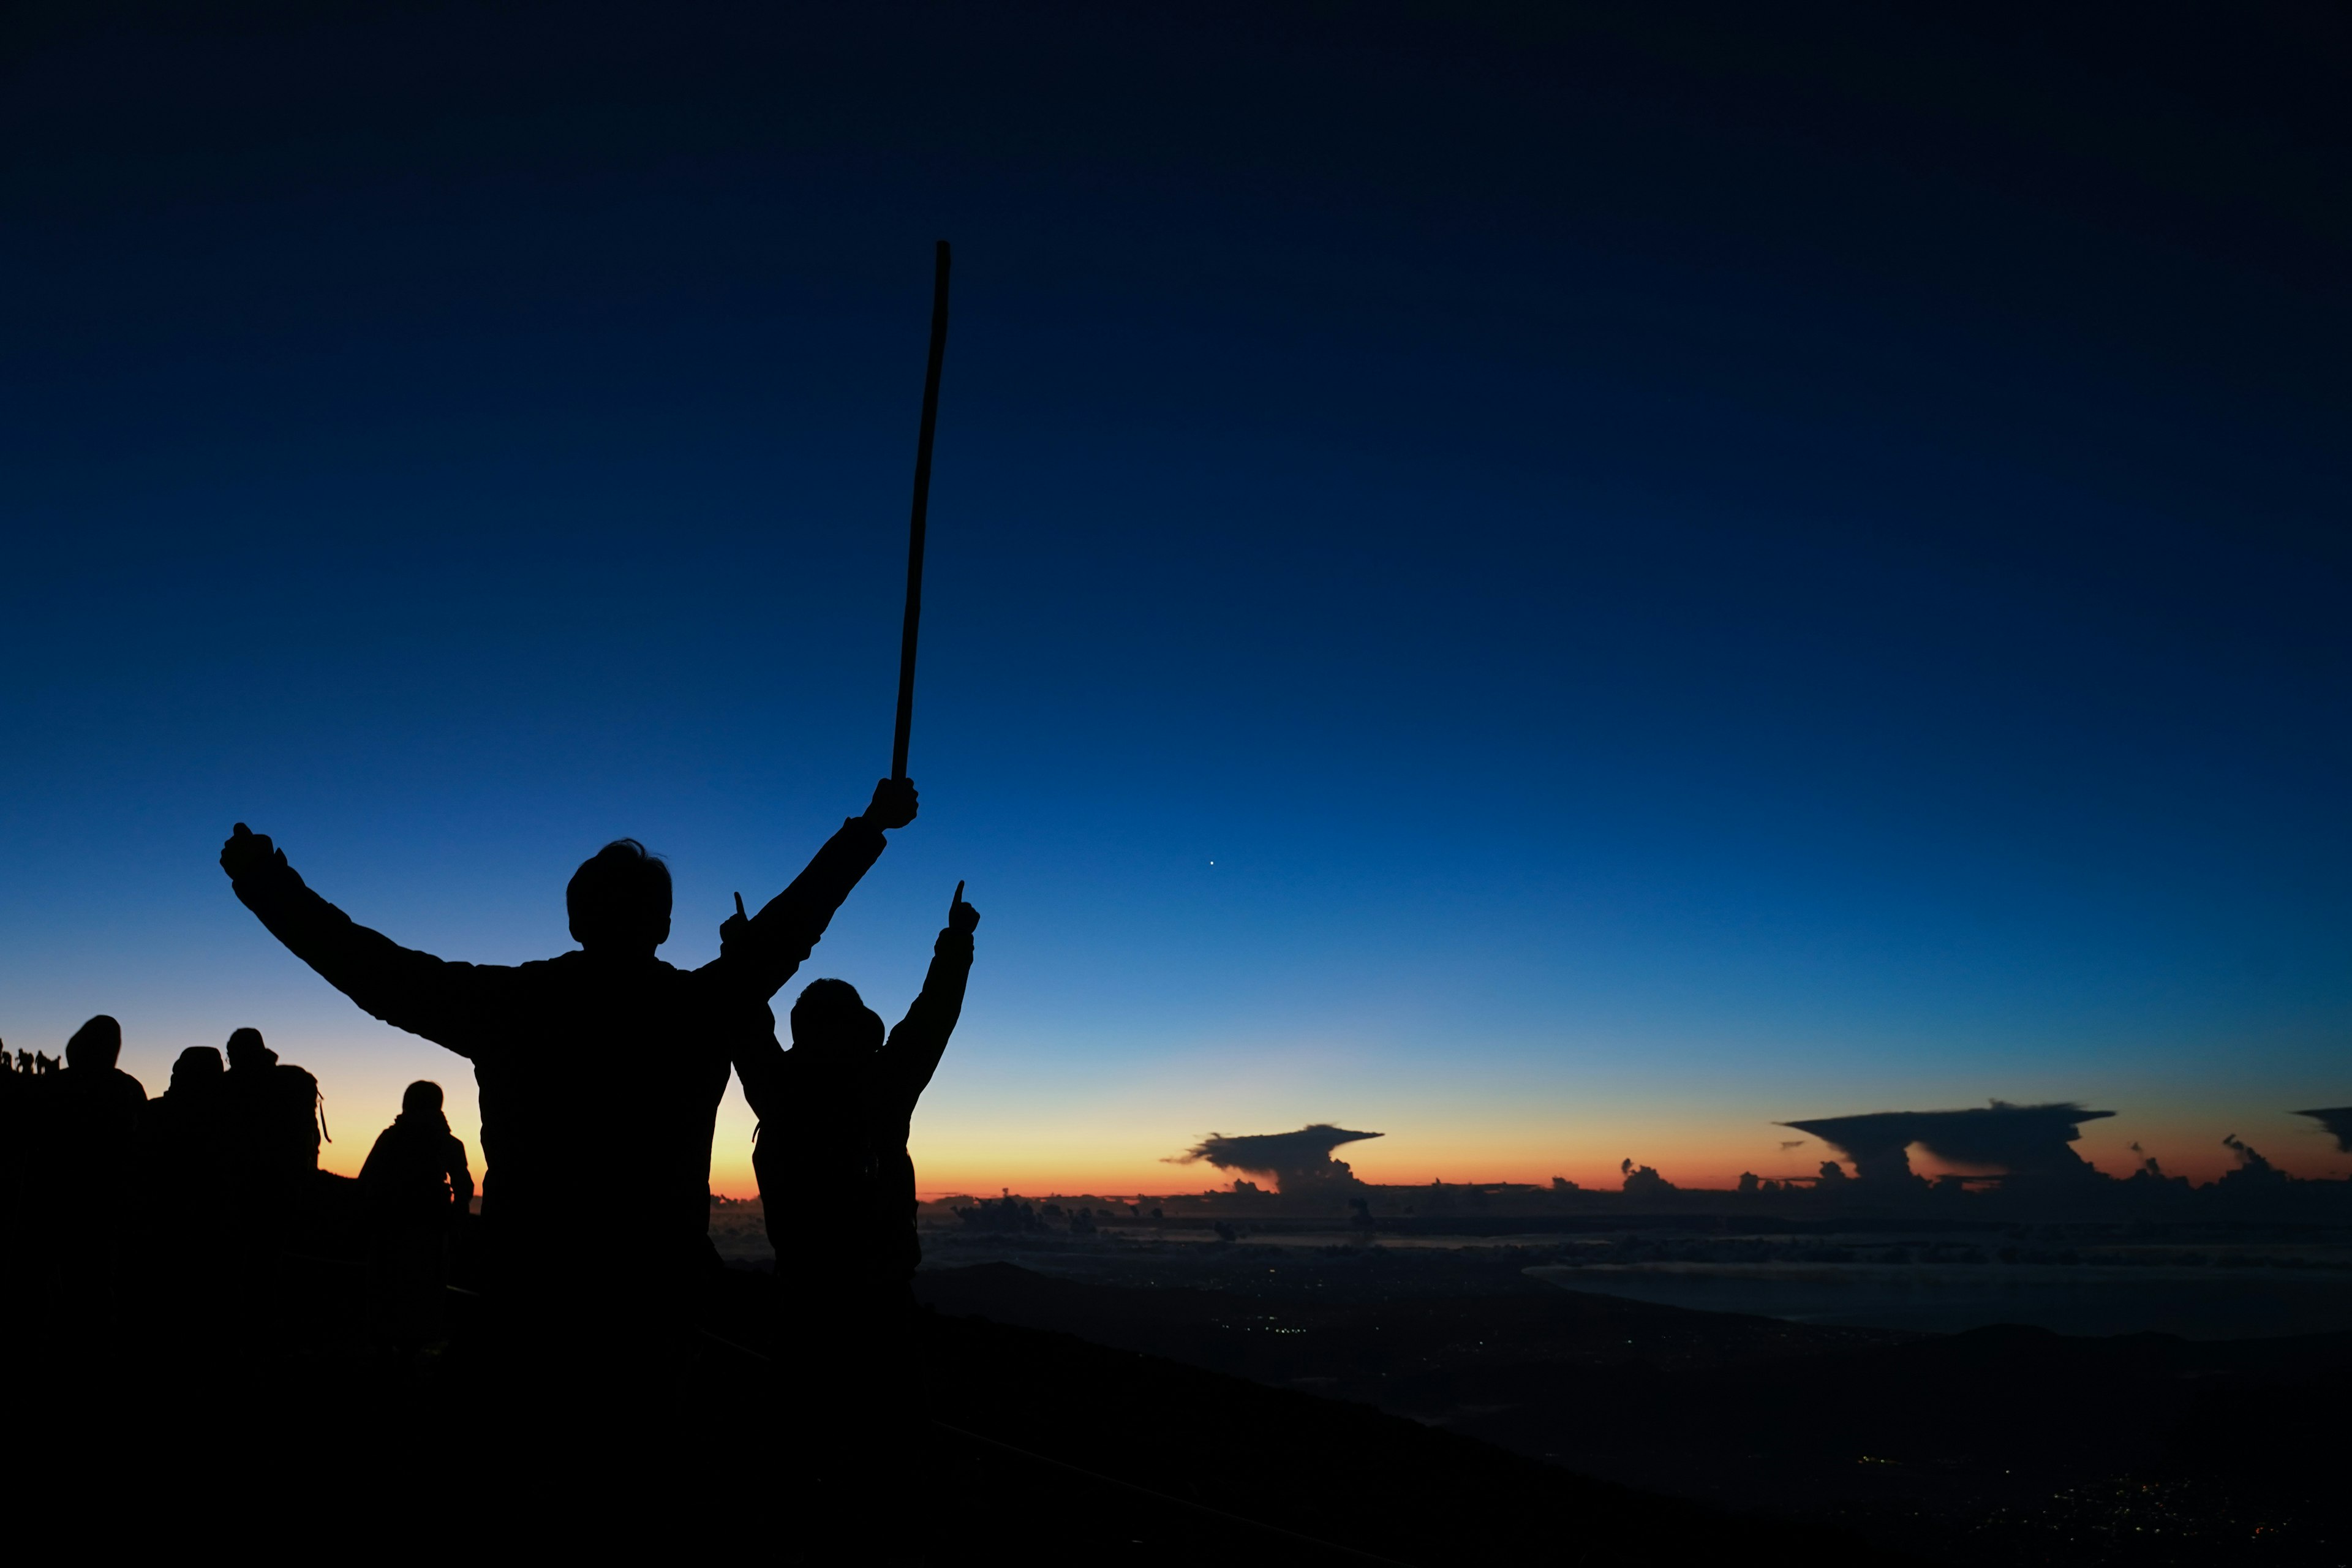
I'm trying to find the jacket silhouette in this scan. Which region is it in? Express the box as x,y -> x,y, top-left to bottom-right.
221,1028 -> 324,1255
45,1016 -> 148,1209
729,885 -> 975,1485
359,1080 -> 473,1352
223,1028 -> 322,1179
218,779 -> 917,1325
35,1016 -> 148,1321
138,1047 -> 235,1240
135,1047 -> 239,1325
733,883 -> 977,1284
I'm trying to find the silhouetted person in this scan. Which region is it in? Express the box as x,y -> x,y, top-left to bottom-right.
0,1041 -> 24,1298
136,1047 -> 238,1325
35,1016 -> 148,1327
140,1047 -> 232,1224
222,1027 -> 325,1251
51,1016 -> 147,1156
359,1080 -> 473,1358
731,882 -> 977,1471
217,777 -> 919,1384
0,1044 -> 20,1260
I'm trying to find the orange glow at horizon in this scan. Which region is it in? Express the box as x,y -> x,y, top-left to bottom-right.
327,1126 -> 2352,1204
690,1119 -> 2350,1204
275,1036 -> 2350,1204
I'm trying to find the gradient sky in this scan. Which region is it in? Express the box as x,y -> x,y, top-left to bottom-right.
6,3 -> 2348,1197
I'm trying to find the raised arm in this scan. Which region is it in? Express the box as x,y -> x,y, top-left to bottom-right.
726,995 -> 791,1125
709,778 -> 919,1000
219,824 -> 500,1055
880,882 -> 979,1112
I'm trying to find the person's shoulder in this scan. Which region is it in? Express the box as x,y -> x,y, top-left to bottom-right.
674,958 -> 747,1006
496,952 -> 590,998
524,950 -> 687,978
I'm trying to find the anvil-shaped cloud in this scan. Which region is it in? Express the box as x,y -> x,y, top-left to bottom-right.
1167,1124 -> 1383,1196
2296,1108 -> 2352,1154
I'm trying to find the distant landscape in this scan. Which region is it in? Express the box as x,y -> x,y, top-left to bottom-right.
729,1192 -> 2352,1563
701,1110 -> 2352,1564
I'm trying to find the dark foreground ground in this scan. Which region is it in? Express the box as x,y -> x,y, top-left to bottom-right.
12,1205 -> 2342,1564
901,1240 -> 2350,1566
6,1242 -> 1909,1565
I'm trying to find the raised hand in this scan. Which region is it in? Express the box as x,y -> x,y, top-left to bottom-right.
862,777 -> 919,831
219,823 -> 285,881
947,879 -> 979,936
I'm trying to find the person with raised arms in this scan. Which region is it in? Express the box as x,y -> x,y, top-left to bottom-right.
728,880 -> 977,1471
217,777 -> 918,1378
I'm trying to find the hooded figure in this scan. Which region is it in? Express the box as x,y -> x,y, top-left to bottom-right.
224,1028 -> 323,1172
137,1047 -> 238,1314
729,883 -> 978,1485
51,1016 -> 148,1204
36,1016 -> 148,1322
359,1080 -> 473,1353
219,1027 -> 325,1256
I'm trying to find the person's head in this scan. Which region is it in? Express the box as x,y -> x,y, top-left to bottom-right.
402,1080 -> 444,1117
567,839 -> 673,955
789,978 -> 884,1057
65,1015 -> 122,1071
225,1027 -> 275,1072
171,1046 -> 225,1093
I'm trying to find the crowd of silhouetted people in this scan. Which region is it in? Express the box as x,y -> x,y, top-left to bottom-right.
5,774 -> 975,1512
200,776 -> 973,1449
0,1016 -> 476,1351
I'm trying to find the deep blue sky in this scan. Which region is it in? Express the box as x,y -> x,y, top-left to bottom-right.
5,2 -> 2348,1191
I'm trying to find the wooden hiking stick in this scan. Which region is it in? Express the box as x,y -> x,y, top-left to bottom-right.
893,240 -> 952,782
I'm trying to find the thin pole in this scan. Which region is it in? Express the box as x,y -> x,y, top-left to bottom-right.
893,240 -> 952,782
